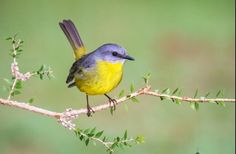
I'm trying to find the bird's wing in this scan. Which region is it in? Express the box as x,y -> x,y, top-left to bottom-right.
59,19 -> 86,60
66,54 -> 96,87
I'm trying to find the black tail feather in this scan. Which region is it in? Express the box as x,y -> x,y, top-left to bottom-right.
59,19 -> 84,51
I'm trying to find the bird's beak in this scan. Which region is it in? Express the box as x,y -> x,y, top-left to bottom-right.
123,55 -> 135,61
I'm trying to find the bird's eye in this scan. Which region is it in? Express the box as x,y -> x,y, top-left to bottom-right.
112,52 -> 118,56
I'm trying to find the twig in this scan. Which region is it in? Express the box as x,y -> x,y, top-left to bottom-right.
0,86 -> 235,121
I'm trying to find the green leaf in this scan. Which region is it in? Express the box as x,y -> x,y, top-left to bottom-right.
190,102 -> 199,111
79,135 -> 84,141
135,136 -> 145,144
216,90 -> 224,97
130,83 -> 135,93
2,86 -> 9,92
205,92 -> 210,98
175,99 -> 181,105
28,98 -> 34,104
85,138 -> 90,146
194,89 -> 198,98
124,130 -> 128,140
15,80 -> 22,89
4,78 -> 13,85
110,107 -> 114,115
90,127 -> 96,134
172,88 -> 179,95
162,88 -> 170,94
216,101 -> 226,107
142,72 -> 151,84
123,104 -> 129,111
131,97 -> 139,103
118,89 -> 125,98
95,131 -> 104,138
12,90 -> 21,96
6,37 -> 12,40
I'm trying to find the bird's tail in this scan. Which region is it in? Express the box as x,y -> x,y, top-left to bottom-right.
59,19 -> 86,60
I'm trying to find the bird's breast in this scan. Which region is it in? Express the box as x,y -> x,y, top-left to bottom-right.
75,60 -> 123,95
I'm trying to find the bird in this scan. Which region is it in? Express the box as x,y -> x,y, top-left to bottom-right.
59,19 -> 134,116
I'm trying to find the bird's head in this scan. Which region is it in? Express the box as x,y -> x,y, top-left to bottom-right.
94,43 -> 134,63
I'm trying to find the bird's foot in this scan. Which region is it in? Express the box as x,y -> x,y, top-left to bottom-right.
108,97 -> 117,111
87,105 -> 95,117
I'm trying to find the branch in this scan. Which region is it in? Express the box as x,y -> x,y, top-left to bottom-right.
1,86 -> 235,120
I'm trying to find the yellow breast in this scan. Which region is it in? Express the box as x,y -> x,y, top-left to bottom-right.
75,61 -> 123,95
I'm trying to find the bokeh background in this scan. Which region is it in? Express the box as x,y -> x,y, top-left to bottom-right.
0,0 -> 235,154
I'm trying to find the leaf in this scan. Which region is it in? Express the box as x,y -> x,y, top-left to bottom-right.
131,97 -> 139,103
162,88 -> 170,94
216,90 -> 224,97
135,136 -> 145,144
142,72 -> 151,84
194,89 -> 198,98
28,98 -> 34,104
130,83 -> 135,93
90,127 -> 96,135
2,86 -> 9,92
124,130 -> 128,140
12,90 -> 21,96
123,104 -> 129,111
85,138 -> 90,146
84,128 -> 90,134
172,88 -> 179,95
79,135 -> 84,141
95,131 -> 104,138
175,99 -> 181,105
190,102 -> 199,111
6,37 -> 12,40
118,89 -> 125,98
204,92 -> 210,98
15,80 -> 22,89
216,101 -> 226,107
4,78 -> 13,85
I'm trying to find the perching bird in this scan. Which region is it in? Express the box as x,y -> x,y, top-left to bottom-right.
59,19 -> 134,116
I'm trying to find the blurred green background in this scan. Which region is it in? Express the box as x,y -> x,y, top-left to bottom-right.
0,0 -> 235,153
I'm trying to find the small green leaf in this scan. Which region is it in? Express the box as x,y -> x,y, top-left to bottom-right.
172,88 -> 179,95
190,102 -> 199,111
216,101 -> 226,107
15,80 -> 22,89
95,131 -> 104,138
79,135 -> 84,141
123,104 -> 129,111
28,98 -> 34,104
130,84 -> 135,92
2,86 -> 9,92
194,89 -> 198,98
85,138 -> 90,146
118,89 -> 125,98
131,97 -> 139,103
6,37 -> 12,40
4,78 -> 13,85
84,128 -> 90,134
135,136 -> 145,144
216,90 -> 224,97
12,90 -> 21,96
90,127 -> 96,135
205,92 -> 210,98
110,107 -> 114,115
162,88 -> 170,94
175,99 -> 181,105
142,72 -> 151,84
124,130 -> 128,140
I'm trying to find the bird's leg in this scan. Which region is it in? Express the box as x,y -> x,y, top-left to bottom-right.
86,95 -> 95,117
104,94 -> 117,111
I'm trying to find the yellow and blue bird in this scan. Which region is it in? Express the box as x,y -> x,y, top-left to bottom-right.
59,19 -> 134,116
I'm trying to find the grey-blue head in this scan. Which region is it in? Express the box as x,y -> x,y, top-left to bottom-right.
93,43 -> 134,63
